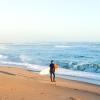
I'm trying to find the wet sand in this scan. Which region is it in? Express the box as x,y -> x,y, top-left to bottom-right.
0,66 -> 100,100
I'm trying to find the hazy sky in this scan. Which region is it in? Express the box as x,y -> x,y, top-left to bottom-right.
0,0 -> 100,43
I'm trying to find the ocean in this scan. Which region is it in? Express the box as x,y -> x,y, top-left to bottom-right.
0,42 -> 100,85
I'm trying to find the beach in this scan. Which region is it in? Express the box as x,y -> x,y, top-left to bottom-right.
0,66 -> 100,100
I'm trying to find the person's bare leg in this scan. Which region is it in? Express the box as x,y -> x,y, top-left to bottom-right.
53,72 -> 56,82
50,73 -> 53,82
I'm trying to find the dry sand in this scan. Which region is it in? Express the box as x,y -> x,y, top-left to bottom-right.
0,66 -> 100,100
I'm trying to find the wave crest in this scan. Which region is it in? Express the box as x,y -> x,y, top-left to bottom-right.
62,62 -> 100,73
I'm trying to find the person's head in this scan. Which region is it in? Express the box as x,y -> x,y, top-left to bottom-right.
51,60 -> 54,63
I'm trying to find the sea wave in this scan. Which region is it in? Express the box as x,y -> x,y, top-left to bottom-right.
0,54 -> 8,60
0,45 -> 8,50
0,61 -> 46,71
56,68 -> 100,81
55,45 -> 71,48
19,55 -> 32,62
61,62 -> 100,73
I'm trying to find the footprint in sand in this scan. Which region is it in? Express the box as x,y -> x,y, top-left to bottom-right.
69,97 -> 80,100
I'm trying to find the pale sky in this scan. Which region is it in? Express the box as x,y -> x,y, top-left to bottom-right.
0,0 -> 100,43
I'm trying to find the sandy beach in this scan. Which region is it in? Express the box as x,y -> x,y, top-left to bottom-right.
0,66 -> 100,100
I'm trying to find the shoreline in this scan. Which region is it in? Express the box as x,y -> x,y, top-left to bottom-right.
0,65 -> 100,100
0,64 -> 100,86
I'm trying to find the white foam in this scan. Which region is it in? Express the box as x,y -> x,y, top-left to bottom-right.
57,68 -> 100,81
40,67 -> 50,75
0,55 -> 8,60
19,55 -> 32,62
0,61 -> 47,71
55,45 -> 71,48
0,61 -> 26,66
25,63 -> 47,71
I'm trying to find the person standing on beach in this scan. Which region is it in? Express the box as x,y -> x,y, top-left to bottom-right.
49,60 -> 56,82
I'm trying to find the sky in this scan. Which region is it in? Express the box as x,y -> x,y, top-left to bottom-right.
0,0 -> 100,43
